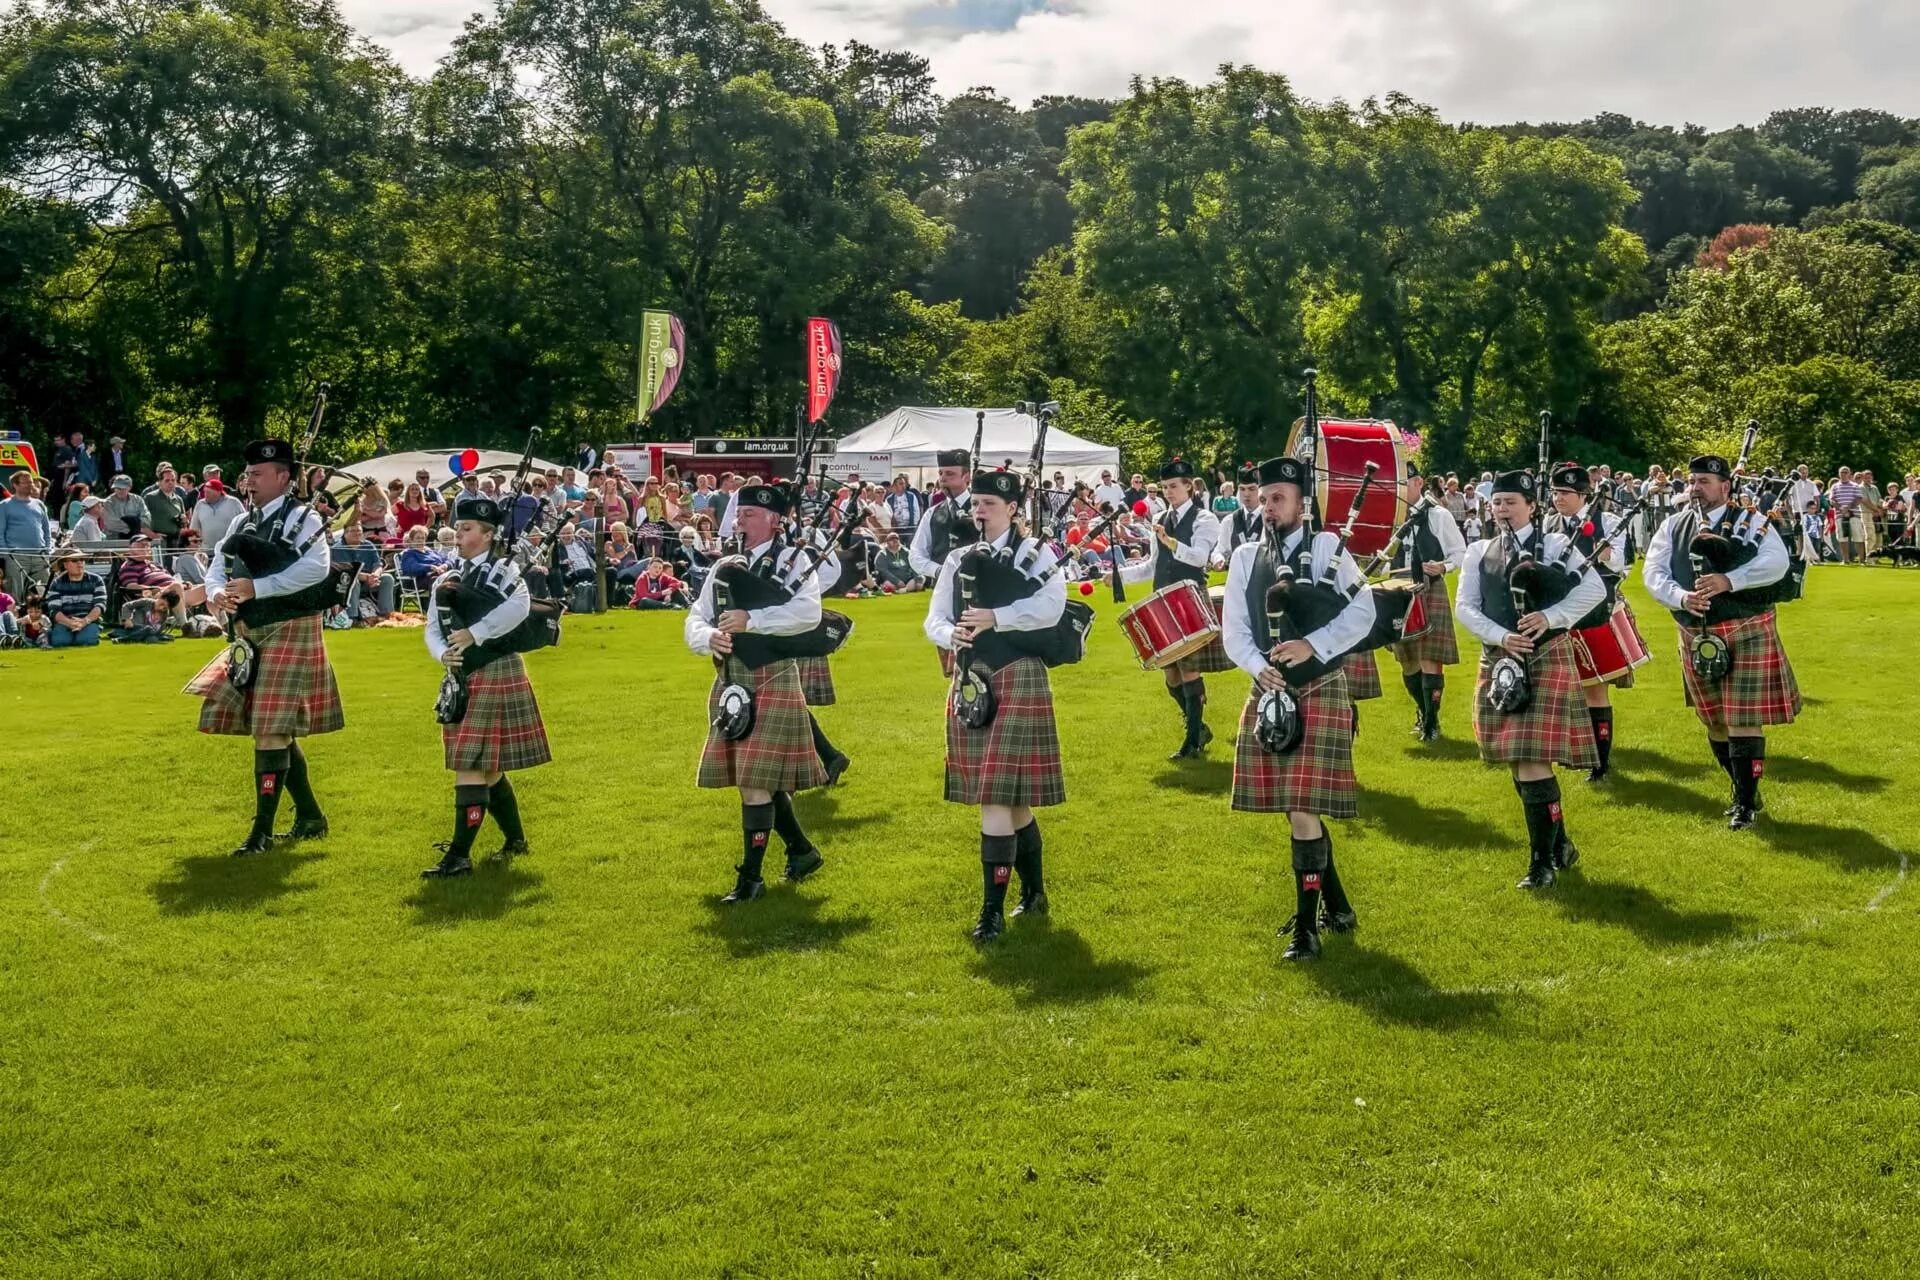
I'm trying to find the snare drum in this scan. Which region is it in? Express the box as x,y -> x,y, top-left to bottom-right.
1284,418 -> 1408,558
1573,602 -> 1652,686
1117,581 -> 1219,670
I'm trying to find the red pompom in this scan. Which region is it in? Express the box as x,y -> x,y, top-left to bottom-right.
1132,500 -> 1150,517
1078,580 -> 1095,597
1581,521 -> 1595,537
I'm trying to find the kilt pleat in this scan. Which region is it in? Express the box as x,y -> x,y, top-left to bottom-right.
1231,670 -> 1358,816
444,654 -> 551,773
795,654 -> 837,707
945,657 -> 1066,808
1392,578 -> 1460,667
1472,633 -> 1598,768
698,660 -> 829,793
184,613 -> 344,739
1343,649 -> 1383,701
1174,632 -> 1236,676
1677,611 -> 1801,729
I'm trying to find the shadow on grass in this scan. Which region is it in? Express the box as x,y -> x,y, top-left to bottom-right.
1764,756 -> 1891,792
406,864 -> 549,925
151,851 -> 324,915
1608,776 -> 1725,820
1608,745 -> 1713,780
1403,734 -> 1482,762
1548,874 -> 1749,947
972,921 -> 1150,1007
1152,757 -> 1235,796
1359,789 -> 1506,852
1304,942 -> 1506,1031
697,890 -> 874,959
790,789 -> 892,837
1757,819 -> 1912,875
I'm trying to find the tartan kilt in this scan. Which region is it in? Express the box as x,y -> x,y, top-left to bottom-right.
443,654 -> 551,773
1472,633 -> 1598,769
184,613 -> 344,739
1231,670 -> 1358,817
1392,578 -> 1460,667
1678,611 -> 1801,729
795,655 -> 836,707
698,660 -> 829,794
1342,649 -> 1383,701
945,657 -> 1066,809
1173,632 -> 1236,676
938,648 -> 956,679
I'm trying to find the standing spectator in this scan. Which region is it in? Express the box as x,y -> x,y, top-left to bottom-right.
1122,472 -> 1149,509
143,465 -> 188,548
873,532 -> 922,592
1882,484 -> 1908,550
52,430 -> 91,507
1829,468 -> 1865,563
687,472 -> 717,514
886,473 -> 926,534
102,474 -> 144,537
1789,466 -> 1822,520
1859,471 -> 1884,556
394,482 -> 434,539
331,523 -> 397,620
100,435 -> 133,485
354,478 -> 392,540
1,468 -> 55,600
630,558 -> 689,609
554,466 -> 583,502
576,440 -> 597,471
189,478 -> 245,550
61,482 -> 92,531
43,547 -> 105,647
1093,469 -> 1125,509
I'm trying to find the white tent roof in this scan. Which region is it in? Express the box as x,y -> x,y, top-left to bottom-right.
835,407 -> 1121,485
319,448 -> 572,496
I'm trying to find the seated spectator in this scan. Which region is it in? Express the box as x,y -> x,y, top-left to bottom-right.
394,482 -> 434,539
354,479 -> 392,540
872,531 -> 924,593
630,558 -> 690,610
556,525 -> 598,610
399,525 -> 454,591
331,523 -> 398,622
604,522 -> 640,604
70,496 -> 108,544
520,527 -> 552,599
0,587 -> 15,645
435,526 -> 459,553
18,595 -> 51,648
170,530 -> 210,586
44,548 -> 106,647
62,482 -> 91,530
189,477 -> 245,549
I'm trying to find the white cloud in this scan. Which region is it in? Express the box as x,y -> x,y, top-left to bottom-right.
347,0 -> 1920,129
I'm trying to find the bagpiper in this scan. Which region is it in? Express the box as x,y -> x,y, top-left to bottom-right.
1546,462 -> 1636,783
184,439 -> 341,855
909,448 -> 979,677
788,520 -> 854,785
420,496 -> 552,878
1642,455 -> 1800,829
1221,457 -> 1376,960
924,468 -> 1067,943
1454,470 -> 1606,889
1389,463 -> 1466,741
687,483 -> 830,902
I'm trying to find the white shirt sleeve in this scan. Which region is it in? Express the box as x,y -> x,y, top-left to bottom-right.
1116,536 -> 1157,585
1221,544 -> 1268,678
1641,512 -> 1689,611
908,506 -> 945,578
1539,533 -> 1605,632
1454,541 -> 1510,648
992,549 -> 1066,633
249,509 -> 332,601
1303,533 -> 1376,663
1430,506 -> 1467,571
684,566 -> 721,656
923,548 -> 959,651
1170,506 -> 1219,568
1725,516 -> 1789,591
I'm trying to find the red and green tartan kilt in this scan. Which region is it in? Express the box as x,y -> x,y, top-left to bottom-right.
795,654 -> 836,707
1231,670 -> 1358,817
938,648 -> 956,679
1343,649 -> 1383,701
184,613 -> 344,739
1472,633 -> 1598,769
1392,578 -> 1460,668
945,656 -> 1066,809
1173,632 -> 1236,676
1678,611 -> 1801,729
444,654 -> 551,773
698,660 -> 829,793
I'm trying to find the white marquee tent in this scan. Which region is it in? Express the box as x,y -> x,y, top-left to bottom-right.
833,407 -> 1121,487
318,448 -> 571,496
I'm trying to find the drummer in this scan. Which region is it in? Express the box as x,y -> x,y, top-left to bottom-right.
1547,462 -> 1634,783
1116,457 -> 1231,760
1389,463 -> 1467,742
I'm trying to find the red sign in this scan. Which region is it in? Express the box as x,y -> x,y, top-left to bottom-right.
806,317 -> 843,425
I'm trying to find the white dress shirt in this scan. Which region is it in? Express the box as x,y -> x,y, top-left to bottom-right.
684,540 -> 822,657
1220,527 -> 1376,679
908,489 -> 971,579
1548,506 -> 1625,572
1641,505 -> 1787,613
425,554 -> 531,662
1455,524 -> 1606,648
204,493 -> 330,600
1116,498 -> 1221,586
923,528 -> 1066,652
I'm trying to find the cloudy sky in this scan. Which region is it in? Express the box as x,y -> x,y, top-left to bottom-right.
346,0 -> 1918,129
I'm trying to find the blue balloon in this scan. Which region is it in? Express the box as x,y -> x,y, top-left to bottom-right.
448,454 -> 466,476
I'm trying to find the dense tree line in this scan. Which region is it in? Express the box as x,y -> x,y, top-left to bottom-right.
1,0 -> 1915,478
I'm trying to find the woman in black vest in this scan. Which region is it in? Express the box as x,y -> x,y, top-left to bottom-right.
924,470 -> 1067,944
1389,464 -> 1467,740
1546,463 -> 1635,783
1454,470 -> 1606,889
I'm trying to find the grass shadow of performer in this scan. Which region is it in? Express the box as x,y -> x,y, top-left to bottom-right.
1762,756 -> 1891,792
151,851 -> 324,916
1548,875 -> 1749,947
1758,820 -> 1912,876
1404,735 -> 1482,763
790,788 -> 892,838
1153,757 -> 1234,797
1304,942 -> 1508,1031
973,922 -> 1150,1007
1358,789 -> 1506,852
1607,745 -> 1714,780
407,864 -> 549,925
698,891 -> 874,959
1607,775 -> 1725,820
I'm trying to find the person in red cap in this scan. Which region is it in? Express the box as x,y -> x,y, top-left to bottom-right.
189,475 -> 245,549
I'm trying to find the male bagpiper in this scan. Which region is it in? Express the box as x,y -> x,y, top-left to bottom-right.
1389,464 -> 1466,741
1221,457 -> 1377,960
420,497 -> 551,878
185,439 -> 341,855
791,506 -> 854,784
1546,462 -> 1633,782
924,468 -> 1067,943
1454,470 -> 1606,889
687,483 -> 830,901
1642,455 -> 1800,829
909,448 -> 979,678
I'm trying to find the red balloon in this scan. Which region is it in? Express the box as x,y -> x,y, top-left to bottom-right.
1079,580 -> 1095,597
1065,526 -> 1085,545
1132,500 -> 1150,517
460,448 -> 481,471
1581,521 -> 1595,537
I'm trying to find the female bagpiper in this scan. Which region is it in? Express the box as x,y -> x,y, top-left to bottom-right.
1546,462 -> 1635,782
925,469 -> 1067,943
1220,457 -> 1377,961
1454,470 -> 1606,889
1389,464 -> 1466,740
420,497 -> 551,878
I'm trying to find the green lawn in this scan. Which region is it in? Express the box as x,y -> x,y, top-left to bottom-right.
4,569 -> 1917,1278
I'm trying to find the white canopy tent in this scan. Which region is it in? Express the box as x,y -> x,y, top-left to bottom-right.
318,448 -> 572,497
833,407 -> 1121,488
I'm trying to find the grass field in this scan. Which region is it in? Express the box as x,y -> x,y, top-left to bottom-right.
4,568 -> 1918,1278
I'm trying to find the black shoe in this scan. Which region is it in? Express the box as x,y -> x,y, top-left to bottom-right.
1012,889 -> 1050,918
1727,806 -> 1757,831
1168,736 -> 1197,761
1194,723 -> 1214,753
421,854 -> 472,879
230,832 -> 273,857
721,868 -> 766,903
484,838 -> 531,865
1419,721 -> 1441,742
970,904 -> 1006,944
273,816 -> 329,843
783,847 -> 825,883
1321,906 -> 1358,934
1554,836 -> 1580,871
1282,927 -> 1321,961
1517,859 -> 1556,890
823,753 -> 851,786
1585,766 -> 1609,784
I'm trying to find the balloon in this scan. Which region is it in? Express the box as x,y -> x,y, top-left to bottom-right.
1132,500 -> 1150,517
1078,580 -> 1095,597
460,448 -> 481,472
1581,521 -> 1595,537
1064,526 -> 1085,546
448,454 -> 466,476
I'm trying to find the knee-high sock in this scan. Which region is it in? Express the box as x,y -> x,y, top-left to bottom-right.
1291,833 -> 1329,934
1318,828 -> 1351,916
740,801 -> 775,879
1402,671 -> 1426,720
1014,817 -> 1044,896
251,747 -> 290,839
1709,735 -> 1734,779
446,783 -> 490,861
808,713 -> 840,764
1517,776 -> 1563,864
283,741 -> 321,820
1588,707 -> 1613,771
488,777 -> 523,843
1424,673 -> 1445,730
1186,679 -> 1208,739
1729,736 -> 1765,809
982,832 -> 1017,912
770,791 -> 812,853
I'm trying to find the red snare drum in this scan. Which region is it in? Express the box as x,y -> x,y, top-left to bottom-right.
1573,602 -> 1652,686
1362,580 -> 1430,650
1284,418 -> 1408,558
1399,584 -> 1431,643
1117,581 -> 1219,670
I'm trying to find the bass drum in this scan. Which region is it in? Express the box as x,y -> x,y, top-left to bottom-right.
1284,418 -> 1408,559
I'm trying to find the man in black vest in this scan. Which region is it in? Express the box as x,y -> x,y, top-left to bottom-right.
909,447 -> 978,675
1642,455 -> 1800,829
1119,458 -> 1230,759
1546,462 -> 1637,782
183,440 -> 341,855
1217,463 -> 1264,565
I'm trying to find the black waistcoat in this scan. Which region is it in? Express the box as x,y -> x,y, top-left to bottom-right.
949,542 -> 1048,672
925,494 -> 978,564
1664,509 -> 1773,625
1154,502 -> 1209,591
224,502 -> 334,627
1242,532 -> 1348,688
1477,532 -> 1580,639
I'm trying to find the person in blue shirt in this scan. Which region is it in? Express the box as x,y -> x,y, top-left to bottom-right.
43,548 -> 105,647
1,468 -> 55,601
330,523 -> 397,620
398,525 -> 453,590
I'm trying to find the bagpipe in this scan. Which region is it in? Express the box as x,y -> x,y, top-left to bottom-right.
1354,490 -> 1438,653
